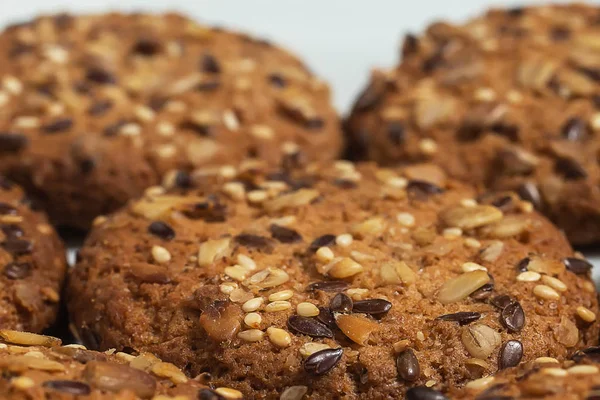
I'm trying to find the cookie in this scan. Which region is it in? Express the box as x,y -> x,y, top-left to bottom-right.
346,4 -> 600,244
0,329 -> 234,399
0,13 -> 341,229
0,178 -> 66,332
67,161 -> 599,399
446,346 -> 600,399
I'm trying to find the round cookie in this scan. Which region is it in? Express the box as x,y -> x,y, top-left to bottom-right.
67,161 -> 599,399
346,4 -> 600,245
0,13 -> 341,229
0,329 -> 229,399
447,346 -> 600,399
0,177 -> 66,332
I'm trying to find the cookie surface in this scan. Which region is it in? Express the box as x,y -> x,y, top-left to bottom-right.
0,178 -> 65,332
447,346 -> 600,400
0,329 -> 229,399
0,13 -> 341,228
68,161 -> 599,399
346,4 -> 600,244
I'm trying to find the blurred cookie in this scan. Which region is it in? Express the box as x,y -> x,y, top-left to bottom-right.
0,13 -> 341,228
0,329 -> 230,399
0,178 -> 65,332
346,4 -> 600,244
68,161 -> 598,398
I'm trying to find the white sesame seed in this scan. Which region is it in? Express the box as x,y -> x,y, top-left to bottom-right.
3,76 -> 22,95
334,160 -> 355,172
541,368 -> 567,377
157,121 -> 175,136
533,285 -> 560,301
465,376 -> 495,391
567,365 -> 599,375
461,262 -> 487,273
220,282 -> 238,295
151,245 -> 171,264
460,199 -> 478,208
397,212 -> 415,227
247,190 -> 269,203
14,116 -> 39,129
242,297 -> 264,313
268,290 -> 293,302
540,275 -> 567,292
265,301 -> 292,312
156,144 -> 177,159
386,177 -> 408,188
282,141 -> 300,154
335,234 -> 353,247
222,182 -> 246,201
250,125 -> 275,140
297,302 -> 320,317
214,387 -> 244,399
534,357 -> 559,364
315,246 -> 334,262
516,271 -> 541,282
577,306 -> 596,323
267,327 -> 291,348
443,227 -> 463,239
0,91 -> 8,107
270,215 -> 296,227
244,312 -> 262,328
419,138 -> 438,155
346,288 -> 369,300
237,329 -> 264,343
474,87 -> 496,102
299,342 -> 330,357
425,380 -> 437,388
120,123 -> 141,136
590,113 -> 600,132
464,238 -> 481,249
135,105 -> 155,122
507,90 -> 523,104
11,376 -> 34,389
222,110 -> 239,131
224,265 -> 250,281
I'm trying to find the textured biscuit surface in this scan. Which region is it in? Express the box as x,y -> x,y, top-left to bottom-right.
346,4 -> 600,244
68,161 -> 599,399
0,178 -> 65,332
0,13 -> 341,228
0,330 -> 223,399
447,346 -> 600,400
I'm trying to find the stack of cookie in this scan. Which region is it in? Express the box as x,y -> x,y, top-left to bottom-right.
0,4 -> 600,400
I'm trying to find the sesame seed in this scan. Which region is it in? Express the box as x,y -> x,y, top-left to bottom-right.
120,123 -> 141,136
465,376 -> 495,390
460,199 -> 478,208
315,247 -> 335,262
267,327 -> 291,348
386,177 -> 408,188
268,290 -> 294,302
244,312 -> 262,328
533,285 -> 560,301
282,141 -> 300,154
419,138 -> 438,155
567,365 -> 599,375
222,110 -> 239,131
506,90 -> 523,104
425,380 -> 437,388
416,331 -> 425,342
540,275 -> 567,292
237,254 -> 257,271
464,238 -> 481,248
229,289 -> 253,303
134,105 -> 155,122
237,329 -> 264,343
11,376 -> 34,390
534,357 -> 559,364
516,271 -> 541,282
299,342 -> 330,357
577,306 -> 596,323
346,288 -> 369,300
214,387 -> 244,399
156,144 -> 177,159
334,160 -> 355,172
242,297 -> 264,313
3,76 -> 23,95
397,212 -> 415,227
157,121 -> 175,136
220,282 -> 238,295
297,302 -> 320,317
443,227 -> 463,239
14,116 -> 39,129
265,301 -> 292,312
151,245 -> 171,264
590,113 -> 600,132
393,340 -> 411,353
224,265 -> 250,281
335,234 -> 353,247
222,182 -> 246,201
474,87 -> 496,102
461,262 -> 487,273
541,368 -> 567,377
250,125 -> 275,140
270,215 -> 296,227
247,190 -> 269,203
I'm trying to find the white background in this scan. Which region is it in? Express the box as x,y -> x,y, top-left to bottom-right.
2,0 -> 600,274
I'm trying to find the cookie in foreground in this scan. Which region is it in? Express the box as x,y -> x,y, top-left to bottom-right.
346,4 -> 600,244
0,13 -> 341,228
68,161 -> 599,398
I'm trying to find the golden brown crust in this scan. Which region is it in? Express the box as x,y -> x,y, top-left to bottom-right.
0,13 -> 341,228
67,161 -> 598,399
0,178 -> 66,332
346,3 -> 600,244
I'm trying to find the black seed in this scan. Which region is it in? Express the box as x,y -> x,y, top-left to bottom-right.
196,80 -> 221,91
234,234 -> 274,252
304,348 -> 343,375
490,123 -> 519,142
174,171 -> 192,188
42,118 -> 73,134
490,294 -> 513,310
179,120 -> 212,136
43,380 -> 91,395
9,43 -> 34,58
498,340 -> 523,369
53,13 -> 74,29
148,97 -> 168,111
269,73 -> 287,88
305,118 -> 325,130
352,299 -> 392,315
4,262 -> 30,279
333,179 -> 358,189
88,100 -> 113,116
402,33 -> 419,58
0,132 -> 28,152
2,238 -> 33,255
1,224 -> 23,238
200,53 -> 221,73
555,157 -> 587,180
86,67 -> 117,85
308,234 -> 336,252
517,183 -> 541,209
562,117 -> 588,141
288,315 -> 333,338
307,280 -> 349,292
396,349 -> 420,381
407,180 -> 444,197
500,302 -> 525,332
406,386 -> 448,400
516,257 -> 530,272
579,67 -> 600,82
316,307 -> 337,329
586,386 -> 600,400
471,279 -> 494,301
422,49 -> 445,73
330,293 -> 353,313
490,195 -> 513,211
79,158 -> 95,174
103,120 -> 127,137
507,7 -> 525,17
270,224 -> 302,243
572,346 -> 600,363
352,82 -> 384,112
550,26 -> 571,41
198,388 -> 223,400
564,257 -> 593,274
182,196 -> 227,222
148,221 -> 175,240
388,121 -> 405,145
0,202 -> 17,215
132,38 -> 161,56
73,81 -> 91,94
0,178 -> 12,190
436,311 -> 481,325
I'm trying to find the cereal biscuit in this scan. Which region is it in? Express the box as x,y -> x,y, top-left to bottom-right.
68,161 -> 599,398
0,13 -> 341,228
0,329 -> 229,399
346,4 -> 600,244
0,178 -> 66,332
